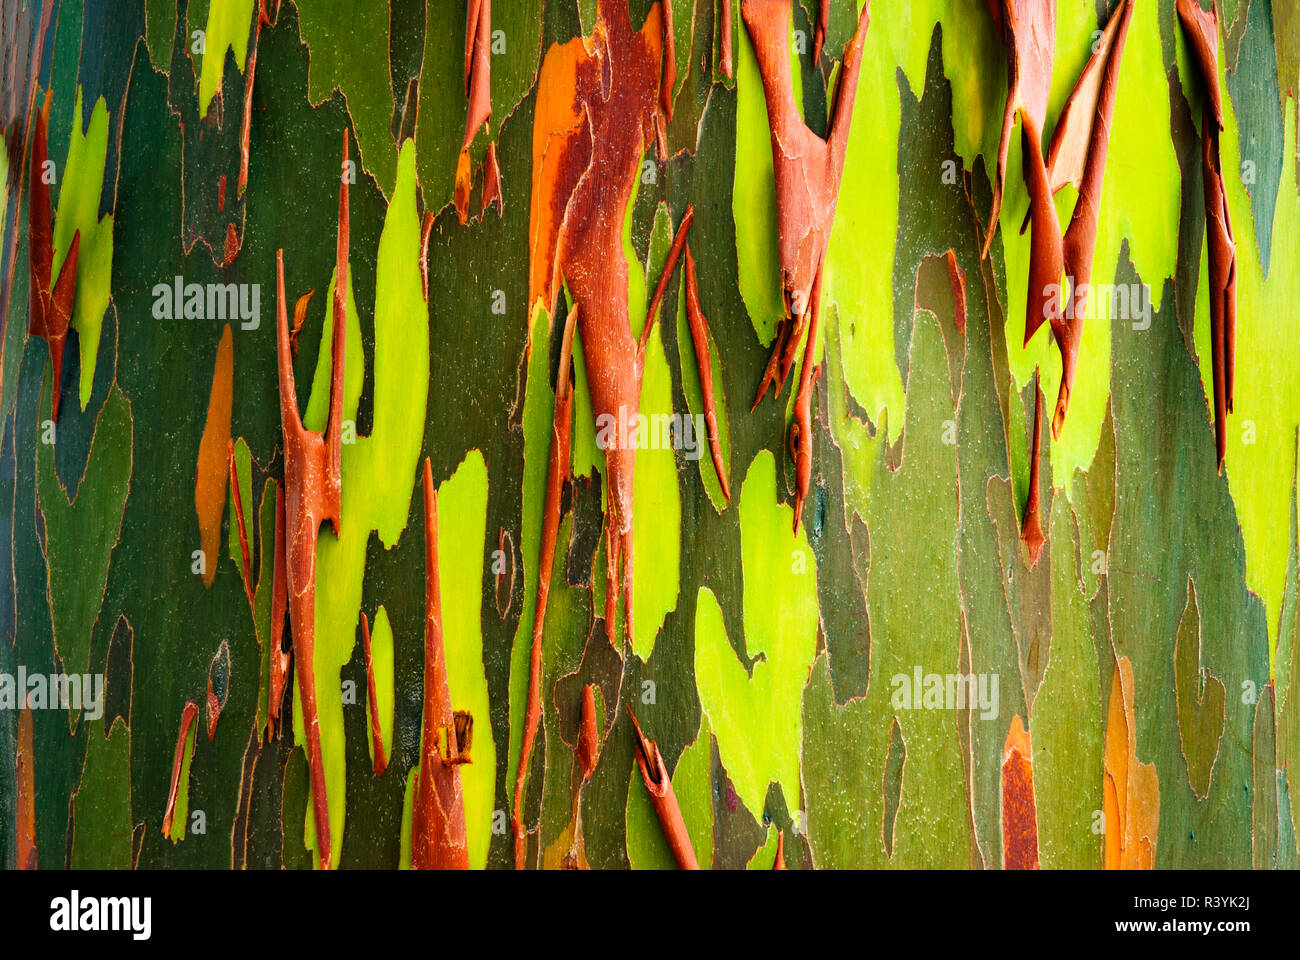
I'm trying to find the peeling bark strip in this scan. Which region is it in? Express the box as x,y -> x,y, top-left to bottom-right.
456,0 -> 501,224
28,89 -> 81,425
683,243 -> 730,500
1001,715 -> 1040,869
773,830 -> 786,870
267,483 -> 290,740
1047,0 -> 1133,439
227,440 -> 255,609
1104,657 -> 1160,869
411,459 -> 471,870
161,701 -> 198,838
626,705 -> 699,870
1177,0 -> 1237,469
743,0 -> 869,532
1021,376 -> 1046,565
577,682 -> 600,781
360,612 -> 388,776
513,305 -> 578,869
195,326 -> 234,589
275,131 -> 350,870
719,0 -> 734,78
17,700 -> 36,869
526,1 -> 688,649
239,0 -> 277,198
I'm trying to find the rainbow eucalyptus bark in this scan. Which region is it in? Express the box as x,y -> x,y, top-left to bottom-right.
683,242 -> 731,500
274,132 -> 350,869
161,701 -> 198,838
27,90 -> 81,425
410,459 -> 472,871
360,612 -> 388,775
627,706 -> 699,870
456,0 -> 502,223
742,0 -> 868,531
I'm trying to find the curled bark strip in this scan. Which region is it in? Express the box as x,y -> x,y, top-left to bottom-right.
482,140 -> 503,218
1001,715 -> 1040,869
28,89 -> 81,425
512,304 -> 578,869
982,0 -> 1056,262
1176,0 -> 1224,130
812,0 -> 828,64
720,0 -> 734,78
642,206 -> 694,357
526,3 -> 676,649
683,242 -> 730,500
238,0 -> 274,198
420,210 -> 435,302
289,289 -> 314,358
773,829 -> 786,870
161,701 -> 199,838
411,458 -> 471,870
1178,0 -> 1236,468
17,699 -> 36,869
360,612 -> 388,775
743,0 -> 868,527
456,0 -> 498,225
1021,373 -> 1046,567
626,705 -> 699,870
577,682 -> 600,782
227,439 -> 256,610
1051,0 -> 1133,438
661,0 -> 677,122
195,326 -> 234,589
275,131 -> 350,870
1104,657 -> 1160,869
267,483 -> 290,739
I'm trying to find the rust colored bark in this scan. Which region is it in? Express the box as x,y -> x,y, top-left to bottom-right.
1022,373 -> 1045,566
812,0 -> 828,64
661,0 -> 677,122
238,0 -> 275,197
275,132 -> 350,869
161,701 -> 199,838
1001,715 -> 1040,869
420,210 -> 435,301
1177,0 -> 1235,469
1104,657 -> 1160,869
626,705 -> 699,870
1050,0 -> 1133,438
512,304 -> 578,869
16,700 -> 36,869
28,89 -> 81,425
456,0 -> 500,224
720,0 -> 734,78
411,459 -> 472,870
267,483 -> 290,739
945,249 -> 967,335
683,242 -> 730,500
773,829 -> 786,870
577,683 -> 600,781
526,3 -> 687,650
195,326 -> 234,589
360,612 -> 388,776
743,0 -> 869,530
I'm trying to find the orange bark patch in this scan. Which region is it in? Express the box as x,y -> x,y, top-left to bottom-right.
17,701 -> 37,869
1001,715 -> 1039,869
195,324 -> 234,589
1104,657 -> 1160,869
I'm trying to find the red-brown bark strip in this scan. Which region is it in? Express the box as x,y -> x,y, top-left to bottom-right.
661,0 -> 677,122
720,0 -> 734,78
267,483 -> 290,739
512,305 -> 578,869
420,210 -> 435,301
683,242 -> 730,500
360,612 -> 388,775
945,249 -> 967,335
275,131 -> 350,869
1001,715 -> 1040,869
411,458 -> 471,870
1177,0 -> 1236,468
238,0 -> 275,198
577,683 -> 600,781
161,701 -> 199,838
1022,373 -> 1046,566
626,705 -> 699,869
16,699 -> 36,869
773,829 -> 786,869
456,0 -> 499,224
742,0 -> 869,528
1051,0 -> 1133,438
813,0 -> 829,64
641,206 -> 694,358
28,89 -> 80,425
